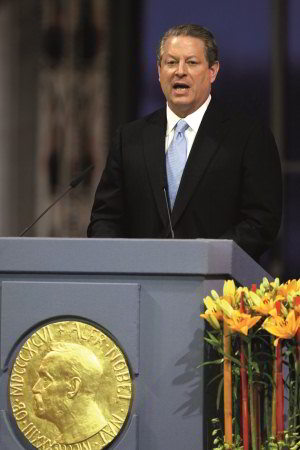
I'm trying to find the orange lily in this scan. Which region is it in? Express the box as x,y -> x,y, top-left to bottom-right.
251,298 -> 282,317
277,279 -> 300,300
294,296 -> 300,315
249,290 -> 286,317
224,311 -> 262,336
262,310 -> 300,346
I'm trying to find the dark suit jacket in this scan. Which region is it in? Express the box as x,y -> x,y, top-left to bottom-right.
87,98 -> 282,261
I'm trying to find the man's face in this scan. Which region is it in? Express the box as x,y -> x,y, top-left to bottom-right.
158,35 -> 219,117
32,354 -> 69,423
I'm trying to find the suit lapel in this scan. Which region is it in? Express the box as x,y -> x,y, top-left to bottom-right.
171,99 -> 230,226
142,108 -> 169,226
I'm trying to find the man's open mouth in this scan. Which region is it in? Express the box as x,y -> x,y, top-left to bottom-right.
173,83 -> 190,91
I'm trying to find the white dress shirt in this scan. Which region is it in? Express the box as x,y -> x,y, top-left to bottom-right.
165,94 -> 211,158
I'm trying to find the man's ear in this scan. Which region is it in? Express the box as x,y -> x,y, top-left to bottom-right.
210,61 -> 220,84
157,64 -> 161,82
67,377 -> 81,399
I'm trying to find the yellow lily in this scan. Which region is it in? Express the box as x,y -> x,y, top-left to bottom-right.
262,310 -> 300,346
203,296 -> 223,317
233,286 -> 250,310
223,280 -> 238,307
211,290 -> 220,300
236,286 -> 249,299
200,295 -> 223,329
200,311 -> 221,330
218,298 -> 235,318
248,290 -> 263,307
204,296 -> 217,310
270,277 -> 280,289
223,280 -> 236,297
223,311 -> 262,336
278,279 -> 300,299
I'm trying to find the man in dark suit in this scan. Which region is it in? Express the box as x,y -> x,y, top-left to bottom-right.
87,24 -> 282,261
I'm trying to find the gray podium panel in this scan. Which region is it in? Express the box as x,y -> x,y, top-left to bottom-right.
0,281 -> 139,450
0,238 -> 270,450
0,237 -> 269,283
0,411 -> 138,450
0,281 -> 140,373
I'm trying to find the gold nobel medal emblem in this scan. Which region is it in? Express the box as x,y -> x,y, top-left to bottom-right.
9,321 -> 133,450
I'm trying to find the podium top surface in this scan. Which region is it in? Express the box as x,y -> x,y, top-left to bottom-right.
0,238 -> 269,285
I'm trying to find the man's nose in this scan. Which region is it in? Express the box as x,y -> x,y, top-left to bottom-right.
176,60 -> 187,76
32,378 -> 42,393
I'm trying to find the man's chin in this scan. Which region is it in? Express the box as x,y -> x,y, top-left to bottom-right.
34,406 -> 46,418
168,100 -> 195,117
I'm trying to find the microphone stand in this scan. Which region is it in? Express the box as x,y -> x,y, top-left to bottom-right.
163,187 -> 174,239
19,165 -> 94,237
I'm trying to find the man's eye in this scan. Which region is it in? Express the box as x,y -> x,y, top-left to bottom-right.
166,60 -> 176,66
42,376 -> 51,386
187,61 -> 197,65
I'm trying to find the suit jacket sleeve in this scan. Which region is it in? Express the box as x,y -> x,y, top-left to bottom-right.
87,126 -> 127,237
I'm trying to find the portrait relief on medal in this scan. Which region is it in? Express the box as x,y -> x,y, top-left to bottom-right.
9,321 -> 133,450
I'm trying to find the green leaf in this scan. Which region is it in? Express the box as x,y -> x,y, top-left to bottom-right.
198,358 -> 224,368
253,351 -> 274,360
251,361 -> 260,373
216,377 -> 224,410
217,349 -> 242,367
204,337 -> 223,349
207,331 -> 222,343
211,418 -> 220,424
206,372 -> 224,388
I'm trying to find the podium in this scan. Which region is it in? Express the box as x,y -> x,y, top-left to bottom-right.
0,238 -> 270,450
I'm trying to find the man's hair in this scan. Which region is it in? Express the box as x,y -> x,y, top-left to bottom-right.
157,24 -> 219,67
46,342 -> 104,394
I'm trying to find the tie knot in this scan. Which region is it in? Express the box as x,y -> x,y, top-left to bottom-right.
175,119 -> 189,135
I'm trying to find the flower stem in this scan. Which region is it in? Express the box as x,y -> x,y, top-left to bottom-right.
234,371 -> 239,440
272,343 -> 277,437
276,340 -> 284,441
248,339 -> 257,450
264,372 -> 270,440
240,294 -> 249,450
295,329 -> 300,432
254,383 -> 262,448
224,320 -> 232,444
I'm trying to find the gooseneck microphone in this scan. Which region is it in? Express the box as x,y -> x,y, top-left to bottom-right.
19,165 -> 94,237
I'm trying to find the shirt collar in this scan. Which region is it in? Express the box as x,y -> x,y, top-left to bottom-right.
166,94 -> 211,136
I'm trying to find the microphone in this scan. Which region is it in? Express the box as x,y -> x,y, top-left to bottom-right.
163,187 -> 175,239
19,164 -> 94,237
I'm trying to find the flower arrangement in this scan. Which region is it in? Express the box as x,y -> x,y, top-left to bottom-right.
200,278 -> 300,449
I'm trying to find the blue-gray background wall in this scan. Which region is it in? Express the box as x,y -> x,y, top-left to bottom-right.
139,1 -> 272,118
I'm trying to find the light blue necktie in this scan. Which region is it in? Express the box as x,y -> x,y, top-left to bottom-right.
166,119 -> 189,210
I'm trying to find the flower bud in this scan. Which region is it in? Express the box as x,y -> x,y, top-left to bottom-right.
211,290 -> 219,300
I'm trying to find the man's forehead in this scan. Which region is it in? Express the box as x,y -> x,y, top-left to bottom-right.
163,35 -> 204,48
41,352 -> 58,368
161,35 -> 206,57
